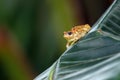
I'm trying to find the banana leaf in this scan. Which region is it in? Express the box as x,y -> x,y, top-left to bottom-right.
34,0 -> 120,80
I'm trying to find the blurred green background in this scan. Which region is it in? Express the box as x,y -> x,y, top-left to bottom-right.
0,0 -> 113,80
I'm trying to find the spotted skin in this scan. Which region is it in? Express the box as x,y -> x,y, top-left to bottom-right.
64,24 -> 91,48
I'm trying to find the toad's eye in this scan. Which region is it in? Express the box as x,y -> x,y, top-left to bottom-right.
67,32 -> 72,35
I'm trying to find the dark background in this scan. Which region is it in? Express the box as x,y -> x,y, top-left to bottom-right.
0,0 -> 113,80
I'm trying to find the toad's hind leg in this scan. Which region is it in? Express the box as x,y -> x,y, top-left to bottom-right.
66,39 -> 78,48
70,39 -> 78,46
66,38 -> 79,48
66,41 -> 75,48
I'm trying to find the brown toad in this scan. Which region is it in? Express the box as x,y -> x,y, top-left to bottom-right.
64,24 -> 91,48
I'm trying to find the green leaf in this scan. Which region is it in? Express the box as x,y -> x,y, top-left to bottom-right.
34,0 -> 120,80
